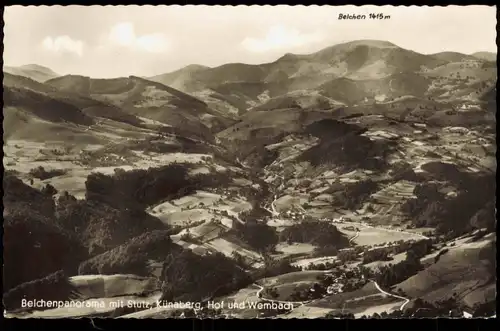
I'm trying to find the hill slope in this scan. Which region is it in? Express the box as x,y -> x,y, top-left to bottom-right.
46,75 -> 235,138
471,52 -> 496,62
4,64 -> 60,82
149,40 -> 495,114
3,73 -> 151,143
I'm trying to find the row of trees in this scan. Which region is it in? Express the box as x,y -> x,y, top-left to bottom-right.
279,220 -> 350,248
374,250 -> 423,288
28,166 -> 67,180
231,217 -> 278,253
252,256 -> 301,279
362,239 -> 433,264
85,163 -> 195,209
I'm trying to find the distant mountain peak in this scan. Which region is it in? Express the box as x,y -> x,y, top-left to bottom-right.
277,52 -> 303,62
184,64 -> 210,71
340,39 -> 398,48
18,64 -> 59,75
20,64 -> 49,70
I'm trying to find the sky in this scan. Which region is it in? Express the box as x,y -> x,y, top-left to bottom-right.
3,5 -> 497,78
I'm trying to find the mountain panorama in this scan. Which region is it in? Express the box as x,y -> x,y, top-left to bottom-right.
3,39 -> 497,319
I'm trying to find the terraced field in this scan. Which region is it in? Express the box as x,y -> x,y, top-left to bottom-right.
364,180 -> 417,217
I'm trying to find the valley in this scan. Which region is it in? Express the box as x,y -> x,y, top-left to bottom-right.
3,39 -> 496,319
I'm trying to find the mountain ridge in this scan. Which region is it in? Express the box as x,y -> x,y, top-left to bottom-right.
4,64 -> 60,82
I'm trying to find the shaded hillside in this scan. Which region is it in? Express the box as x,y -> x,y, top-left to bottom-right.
4,64 -> 59,82
85,162 -> 236,211
3,174 -> 88,292
79,105 -> 143,126
85,163 -> 196,210
217,109 -> 336,166
160,250 -> 251,302
3,73 -> 147,139
3,86 -> 94,126
401,171 -> 496,235
3,173 -> 56,217
3,171 -> 176,296
149,64 -> 210,91
279,220 -> 350,248
3,271 -> 79,311
3,72 -> 58,93
46,75 -> 207,109
78,230 -> 179,275
218,108 -> 333,142
298,119 -> 393,170
303,119 -> 366,139
3,106 -> 102,144
319,72 -> 432,105
46,74 -> 229,138
249,92 -> 334,112
298,133 -> 391,171
479,86 -> 497,113
56,198 -> 169,256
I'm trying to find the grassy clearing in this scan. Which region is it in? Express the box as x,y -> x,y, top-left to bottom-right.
274,194 -> 310,213
395,234 -> 495,307
313,282 -> 379,308
364,252 -> 407,269
258,270 -> 327,287
292,256 -> 338,269
148,190 -> 252,227
275,243 -> 317,257
353,301 -> 404,318
338,224 -> 424,246
69,274 -> 160,299
206,238 -> 262,261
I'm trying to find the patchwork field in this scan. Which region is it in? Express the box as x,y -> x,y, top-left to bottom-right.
148,191 -> 252,226
4,35 -> 497,320
368,180 -> 417,213
282,281 -> 403,318
336,222 -> 426,246
3,139 -> 225,201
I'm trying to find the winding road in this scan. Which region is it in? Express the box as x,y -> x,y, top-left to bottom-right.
251,187 -> 424,316
251,227 -> 409,315
271,195 -> 279,216
253,278 -> 411,316
371,280 -> 410,310
348,230 -> 360,243
254,284 -> 311,306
